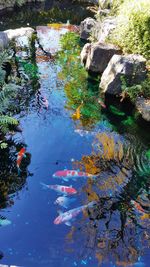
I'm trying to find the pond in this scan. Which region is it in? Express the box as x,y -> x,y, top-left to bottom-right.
0,2 -> 150,267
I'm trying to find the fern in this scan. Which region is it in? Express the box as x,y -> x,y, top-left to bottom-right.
0,115 -> 18,125
0,83 -> 18,114
0,141 -> 8,149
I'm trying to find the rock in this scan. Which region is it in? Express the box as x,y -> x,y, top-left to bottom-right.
100,54 -> 147,95
98,17 -> 116,42
0,31 -> 9,51
80,17 -> 97,40
78,0 -> 99,4
0,0 -> 45,11
85,42 -> 121,73
4,27 -> 34,41
80,43 -> 91,65
135,97 -> 150,122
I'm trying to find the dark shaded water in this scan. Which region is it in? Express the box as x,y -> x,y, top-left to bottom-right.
0,3 -> 150,267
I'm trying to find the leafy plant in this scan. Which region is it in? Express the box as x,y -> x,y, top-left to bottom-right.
0,52 -> 19,149
110,0 -> 150,59
0,0 -> 26,8
121,74 -> 150,103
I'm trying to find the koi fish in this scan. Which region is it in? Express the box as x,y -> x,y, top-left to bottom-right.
54,201 -> 96,226
72,103 -> 83,120
16,148 -> 26,174
98,99 -> 106,109
53,170 -> 98,181
54,196 -> 76,209
40,183 -> 77,195
0,216 -> 11,227
131,200 -> 146,214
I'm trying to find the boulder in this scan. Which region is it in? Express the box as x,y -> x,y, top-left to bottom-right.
80,43 -> 91,65
0,32 -> 9,51
80,17 -> 97,40
98,17 -> 116,42
100,54 -> 147,95
85,42 -> 121,73
135,97 -> 150,122
4,27 -> 34,41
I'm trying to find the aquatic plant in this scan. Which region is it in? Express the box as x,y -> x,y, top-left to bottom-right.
57,32 -> 102,126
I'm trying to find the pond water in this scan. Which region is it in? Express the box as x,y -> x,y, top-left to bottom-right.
0,2 -> 150,267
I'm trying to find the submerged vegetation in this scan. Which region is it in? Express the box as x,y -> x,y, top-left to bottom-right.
57,32 -> 105,126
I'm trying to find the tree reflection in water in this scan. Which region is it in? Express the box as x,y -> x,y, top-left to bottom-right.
65,131 -> 150,266
0,141 -> 31,209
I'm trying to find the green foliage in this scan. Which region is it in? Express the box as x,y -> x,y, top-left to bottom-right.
0,0 -> 26,8
121,74 -> 150,103
110,0 -> 125,13
21,61 -> 38,80
0,52 -> 20,148
0,115 -> 18,136
57,32 -> 102,126
0,84 -> 18,114
0,142 -> 8,149
110,0 -> 150,59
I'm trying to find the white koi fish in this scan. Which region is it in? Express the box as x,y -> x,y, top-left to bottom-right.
54,196 -> 76,209
54,201 -> 97,226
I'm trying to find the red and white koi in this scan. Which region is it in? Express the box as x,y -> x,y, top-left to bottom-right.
131,200 -> 146,214
54,201 -> 96,226
54,196 -> 76,209
40,183 -> 77,195
53,170 -> 97,180
16,148 -> 26,173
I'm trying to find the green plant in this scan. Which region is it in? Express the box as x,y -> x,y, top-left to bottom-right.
57,32 -> 102,126
0,0 -> 26,8
121,74 -> 150,103
110,0 -> 150,59
0,52 -> 19,149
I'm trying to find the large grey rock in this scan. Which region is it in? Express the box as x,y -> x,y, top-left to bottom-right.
100,54 -> 147,95
85,42 -> 121,73
80,43 -> 91,65
80,17 -> 97,40
135,97 -> 150,122
0,32 -> 9,51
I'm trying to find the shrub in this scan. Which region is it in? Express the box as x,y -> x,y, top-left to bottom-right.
110,0 -> 150,59
121,74 -> 150,103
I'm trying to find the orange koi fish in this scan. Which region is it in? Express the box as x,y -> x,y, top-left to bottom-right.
72,103 -> 83,120
17,148 -> 26,173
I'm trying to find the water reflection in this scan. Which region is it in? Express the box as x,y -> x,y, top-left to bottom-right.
63,130 -> 150,266
0,141 -> 31,209
57,32 -> 104,127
